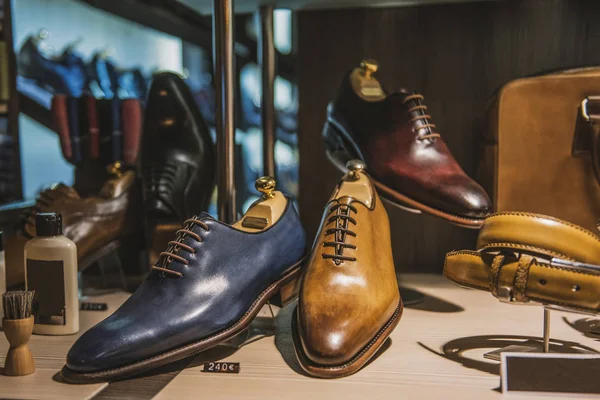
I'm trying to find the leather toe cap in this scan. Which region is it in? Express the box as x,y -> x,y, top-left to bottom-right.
438,176 -> 492,218
67,327 -> 115,372
299,326 -> 357,366
67,323 -> 125,372
297,312 -> 375,366
67,316 -> 145,373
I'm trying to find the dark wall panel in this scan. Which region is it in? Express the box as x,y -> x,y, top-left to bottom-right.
297,0 -> 600,273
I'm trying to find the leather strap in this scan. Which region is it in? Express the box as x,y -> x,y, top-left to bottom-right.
513,254 -> 534,302
444,212 -> 600,313
488,254 -> 505,297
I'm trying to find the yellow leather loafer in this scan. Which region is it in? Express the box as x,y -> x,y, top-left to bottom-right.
444,212 -> 600,313
293,160 -> 402,378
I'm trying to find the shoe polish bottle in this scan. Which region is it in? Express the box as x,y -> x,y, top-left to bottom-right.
25,213 -> 79,335
0,231 -> 5,319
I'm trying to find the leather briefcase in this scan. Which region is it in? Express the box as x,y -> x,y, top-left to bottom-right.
479,68 -> 600,232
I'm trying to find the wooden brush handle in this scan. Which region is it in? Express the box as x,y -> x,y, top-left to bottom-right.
3,316 -> 35,376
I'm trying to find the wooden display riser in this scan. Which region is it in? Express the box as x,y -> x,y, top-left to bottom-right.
1,275 -> 598,399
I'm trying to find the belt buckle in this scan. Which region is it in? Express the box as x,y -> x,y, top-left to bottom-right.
550,257 -> 600,275
497,286 -> 515,303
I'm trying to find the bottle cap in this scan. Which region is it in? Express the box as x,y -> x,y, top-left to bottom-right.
35,212 -> 63,237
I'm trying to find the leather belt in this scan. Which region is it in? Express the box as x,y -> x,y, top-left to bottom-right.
444,212 -> 600,314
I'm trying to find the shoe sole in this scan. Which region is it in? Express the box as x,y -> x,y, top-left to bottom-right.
61,257 -> 305,384
291,299 -> 403,379
323,117 -> 486,229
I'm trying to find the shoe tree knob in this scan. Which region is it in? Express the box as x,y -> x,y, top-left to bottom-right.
32,29 -> 49,47
360,59 -> 378,79
106,161 -> 123,178
346,159 -> 366,181
234,176 -> 285,232
38,29 -> 49,39
256,176 -> 276,199
352,60 -> 384,100
102,161 -> 135,198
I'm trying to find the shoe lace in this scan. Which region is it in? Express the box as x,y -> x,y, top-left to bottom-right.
151,217 -> 210,278
145,162 -> 179,194
402,93 -> 441,141
322,203 -> 358,264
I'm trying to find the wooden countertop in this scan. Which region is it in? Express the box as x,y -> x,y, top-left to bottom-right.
0,274 -> 598,399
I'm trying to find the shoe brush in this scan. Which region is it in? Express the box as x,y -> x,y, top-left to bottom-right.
2,291 -> 36,376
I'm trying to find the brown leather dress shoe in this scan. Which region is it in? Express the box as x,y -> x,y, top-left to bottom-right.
5,166 -> 143,287
293,160 -> 402,378
323,60 -> 491,228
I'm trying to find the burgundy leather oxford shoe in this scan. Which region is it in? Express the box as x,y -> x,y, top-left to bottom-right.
323,60 -> 491,228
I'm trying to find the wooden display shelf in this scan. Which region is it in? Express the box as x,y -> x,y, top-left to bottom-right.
0,275 -> 598,399
180,0 -> 502,14
77,0 -> 295,81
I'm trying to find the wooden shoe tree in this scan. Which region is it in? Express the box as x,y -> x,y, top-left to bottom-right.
233,176 -> 287,232
331,159 -> 375,208
350,59 -> 386,101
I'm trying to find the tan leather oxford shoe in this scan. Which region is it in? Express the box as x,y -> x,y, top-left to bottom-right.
293,160 -> 403,378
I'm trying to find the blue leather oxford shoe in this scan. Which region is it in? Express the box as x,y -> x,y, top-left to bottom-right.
62,185 -> 306,383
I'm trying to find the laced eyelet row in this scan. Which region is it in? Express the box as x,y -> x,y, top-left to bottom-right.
402,93 -> 441,141
322,203 -> 358,265
152,218 -> 210,277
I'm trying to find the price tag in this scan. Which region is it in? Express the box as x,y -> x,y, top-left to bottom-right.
80,302 -> 108,311
202,362 -> 240,374
501,352 -> 600,395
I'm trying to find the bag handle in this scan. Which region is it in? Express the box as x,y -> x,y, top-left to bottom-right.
573,96 -> 600,230
572,96 -> 600,185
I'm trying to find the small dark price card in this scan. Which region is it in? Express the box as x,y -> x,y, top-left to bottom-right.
202,362 -> 240,374
80,302 -> 108,311
501,352 -> 600,395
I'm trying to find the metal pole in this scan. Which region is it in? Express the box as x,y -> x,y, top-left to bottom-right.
213,0 -> 236,223
259,5 -> 276,177
543,308 -> 551,353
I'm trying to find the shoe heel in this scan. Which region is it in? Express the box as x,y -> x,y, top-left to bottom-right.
322,121 -> 357,171
322,121 -> 346,154
270,274 -> 301,308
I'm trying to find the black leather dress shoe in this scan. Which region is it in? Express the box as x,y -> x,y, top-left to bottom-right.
141,72 -> 216,263
62,189 -> 306,383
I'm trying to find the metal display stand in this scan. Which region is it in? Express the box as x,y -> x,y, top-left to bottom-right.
213,0 -> 238,223
484,306 -> 596,361
213,0 -> 279,348
259,5 -> 276,178
213,1 -> 277,219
